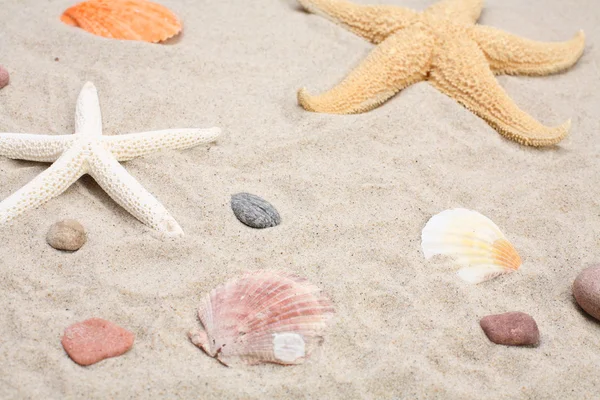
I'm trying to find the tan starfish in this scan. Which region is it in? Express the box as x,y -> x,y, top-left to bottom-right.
296,0 -> 585,146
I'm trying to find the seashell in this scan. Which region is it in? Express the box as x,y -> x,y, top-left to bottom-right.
421,208 -> 522,284
231,193 -> 281,229
188,270 -> 335,366
61,0 -> 182,43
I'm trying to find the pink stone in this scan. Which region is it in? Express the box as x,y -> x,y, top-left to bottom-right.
0,65 -> 8,89
573,265 -> 600,321
480,312 -> 539,346
61,318 -> 135,366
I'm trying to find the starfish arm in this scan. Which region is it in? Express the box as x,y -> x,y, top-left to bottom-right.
468,26 -> 585,76
75,82 -> 103,136
429,37 -> 570,146
0,134 -> 75,162
0,146 -> 86,224
87,144 -> 184,237
424,0 -> 483,24
103,128 -> 221,162
297,0 -> 418,44
298,26 -> 433,114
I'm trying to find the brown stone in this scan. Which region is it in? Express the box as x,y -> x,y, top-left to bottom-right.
0,65 -> 8,89
46,220 -> 86,251
61,318 -> 135,366
573,265 -> 600,321
480,312 -> 539,346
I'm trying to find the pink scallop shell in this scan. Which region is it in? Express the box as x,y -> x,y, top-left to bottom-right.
188,270 -> 335,366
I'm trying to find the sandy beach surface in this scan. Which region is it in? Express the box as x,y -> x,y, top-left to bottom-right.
0,0 -> 599,398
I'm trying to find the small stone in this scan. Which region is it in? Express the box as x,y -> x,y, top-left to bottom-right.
61,318 -> 135,366
0,65 -> 9,89
573,265 -> 600,321
231,193 -> 281,229
480,312 -> 539,346
46,219 -> 87,251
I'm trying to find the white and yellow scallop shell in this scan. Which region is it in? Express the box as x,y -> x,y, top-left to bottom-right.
421,208 -> 522,284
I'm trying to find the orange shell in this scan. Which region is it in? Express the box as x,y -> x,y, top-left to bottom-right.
61,0 -> 182,43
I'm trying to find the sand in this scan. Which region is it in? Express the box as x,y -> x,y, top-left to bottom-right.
0,0 -> 599,398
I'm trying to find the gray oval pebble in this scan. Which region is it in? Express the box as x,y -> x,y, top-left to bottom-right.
46,219 -> 87,251
573,265 -> 600,321
231,193 -> 281,229
480,311 -> 539,346
0,65 -> 9,89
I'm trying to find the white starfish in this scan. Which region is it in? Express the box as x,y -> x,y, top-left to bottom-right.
0,82 -> 220,237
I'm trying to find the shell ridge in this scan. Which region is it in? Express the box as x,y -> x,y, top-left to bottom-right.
244,297 -> 333,331
236,279 -> 289,326
95,12 -> 138,40
244,278 -> 293,313
242,288 -> 325,330
243,311 -> 334,337
238,274 -> 306,323
72,10 -> 113,38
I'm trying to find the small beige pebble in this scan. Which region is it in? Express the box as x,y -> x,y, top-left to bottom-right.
46,220 -> 87,251
0,65 -> 9,89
